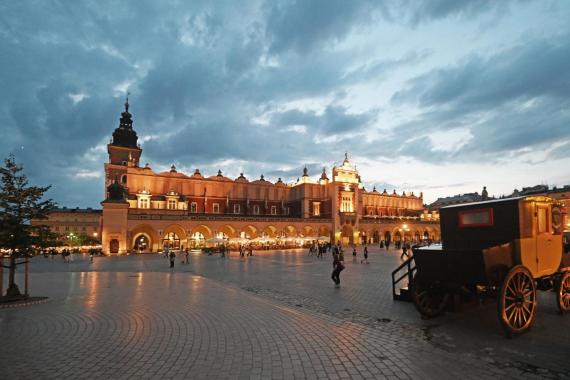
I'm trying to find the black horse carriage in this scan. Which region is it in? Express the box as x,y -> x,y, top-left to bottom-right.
410,195 -> 570,335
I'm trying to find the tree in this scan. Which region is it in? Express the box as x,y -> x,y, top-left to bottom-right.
0,155 -> 56,298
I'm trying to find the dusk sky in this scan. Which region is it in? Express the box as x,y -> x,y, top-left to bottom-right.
1,0 -> 569,208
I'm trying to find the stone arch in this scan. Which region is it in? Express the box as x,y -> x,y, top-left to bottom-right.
241,225 -> 258,239
191,224 -> 213,240
303,225 -> 315,237
341,224 -> 353,245
372,229 -> 380,244
318,225 -> 330,237
163,224 -> 187,250
284,225 -> 297,237
109,239 -> 119,254
219,224 -> 237,239
262,225 -> 277,238
131,224 -> 160,252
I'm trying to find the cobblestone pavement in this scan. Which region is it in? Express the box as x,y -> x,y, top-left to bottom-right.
1,247 -> 569,379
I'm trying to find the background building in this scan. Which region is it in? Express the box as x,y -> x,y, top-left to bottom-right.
30,207 -> 102,245
101,100 -> 440,254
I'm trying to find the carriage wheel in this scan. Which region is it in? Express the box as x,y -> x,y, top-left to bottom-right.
411,276 -> 450,318
556,271 -> 570,314
498,265 -> 537,335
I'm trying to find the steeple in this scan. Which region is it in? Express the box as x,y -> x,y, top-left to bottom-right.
302,166 -> 309,177
320,167 -> 329,180
111,93 -> 139,149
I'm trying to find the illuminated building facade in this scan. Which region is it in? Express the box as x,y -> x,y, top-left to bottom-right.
101,100 -> 440,254
30,207 -> 102,243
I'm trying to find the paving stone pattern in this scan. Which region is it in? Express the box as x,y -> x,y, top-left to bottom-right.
1,247 -> 569,379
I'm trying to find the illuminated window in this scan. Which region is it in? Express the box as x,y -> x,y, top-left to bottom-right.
537,207 -> 548,233
313,202 -> 321,216
213,203 -> 220,213
234,204 -> 241,214
167,199 -> 177,210
270,206 -> 277,215
190,202 -> 198,213
253,205 -> 260,215
341,194 -> 353,212
139,198 -> 149,209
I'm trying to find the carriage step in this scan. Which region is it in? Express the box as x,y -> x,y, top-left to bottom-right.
394,286 -> 412,302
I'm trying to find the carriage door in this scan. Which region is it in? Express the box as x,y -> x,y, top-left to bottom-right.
535,203 -> 557,276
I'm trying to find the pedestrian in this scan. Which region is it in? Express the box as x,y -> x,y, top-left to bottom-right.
169,250 -> 176,268
386,240 -> 390,250
331,248 -> 345,287
352,246 -> 357,262
400,244 -> 409,260
361,245 -> 369,264
184,248 -> 189,264
89,249 -> 94,264
247,245 -> 253,256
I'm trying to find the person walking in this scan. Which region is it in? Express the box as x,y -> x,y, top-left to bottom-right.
400,243 -> 409,260
352,246 -> 357,262
169,250 -> 176,268
361,245 -> 369,264
247,245 -> 253,256
184,248 -> 189,264
89,249 -> 94,264
331,248 -> 344,287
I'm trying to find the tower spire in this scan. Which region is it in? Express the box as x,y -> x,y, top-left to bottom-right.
124,92 -> 130,113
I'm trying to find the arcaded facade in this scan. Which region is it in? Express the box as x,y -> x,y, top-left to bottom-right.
101,100 -> 440,254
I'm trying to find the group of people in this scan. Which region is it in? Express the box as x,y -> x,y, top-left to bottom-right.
307,242 -> 329,258
330,243 -> 370,287
163,247 -> 190,268
239,245 -> 253,258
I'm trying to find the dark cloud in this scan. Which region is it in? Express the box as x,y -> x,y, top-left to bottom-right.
0,0 -> 568,208
264,0 -> 379,54
392,36 -> 570,110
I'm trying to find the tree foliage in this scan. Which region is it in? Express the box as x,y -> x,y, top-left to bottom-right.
0,154 -> 56,298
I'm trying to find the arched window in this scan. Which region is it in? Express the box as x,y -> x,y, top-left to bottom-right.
162,232 -> 180,249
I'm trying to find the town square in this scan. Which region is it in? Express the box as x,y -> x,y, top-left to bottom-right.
1,1 -> 570,379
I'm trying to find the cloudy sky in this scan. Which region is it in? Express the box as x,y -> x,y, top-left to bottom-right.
1,0 -> 569,207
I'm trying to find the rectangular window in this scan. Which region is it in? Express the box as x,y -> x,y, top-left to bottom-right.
167,199 -> 177,210
190,202 -> 198,213
537,207 -> 548,233
253,205 -> 260,215
139,198 -> 149,209
234,204 -> 241,214
285,207 -> 290,215
313,202 -> 321,216
458,208 -> 494,227
270,206 -> 277,215
340,193 -> 353,212
213,203 -> 220,214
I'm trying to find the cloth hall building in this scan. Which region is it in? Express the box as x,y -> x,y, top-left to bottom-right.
101,100 -> 440,254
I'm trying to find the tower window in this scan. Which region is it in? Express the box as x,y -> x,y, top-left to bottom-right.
234,204 -> 241,214
253,205 -> 260,215
270,206 -> 277,215
313,202 -> 321,216
121,175 -> 127,185
213,203 -> 220,213
167,199 -> 177,210
190,202 -> 198,213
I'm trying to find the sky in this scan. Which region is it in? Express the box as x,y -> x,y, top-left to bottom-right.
1,0 -> 569,208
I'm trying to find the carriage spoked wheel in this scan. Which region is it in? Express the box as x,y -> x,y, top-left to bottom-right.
498,265 -> 537,336
556,271 -> 570,314
411,275 -> 450,318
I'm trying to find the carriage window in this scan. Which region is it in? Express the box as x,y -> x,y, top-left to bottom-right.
537,207 -> 548,233
458,208 -> 493,227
